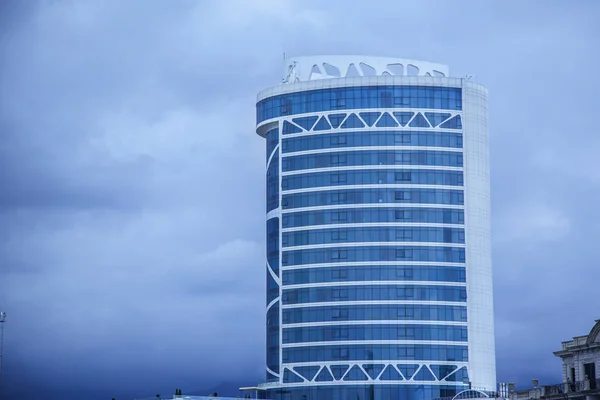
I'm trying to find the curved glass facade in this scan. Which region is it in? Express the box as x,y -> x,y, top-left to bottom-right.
258,58 -> 494,400
256,86 -> 462,123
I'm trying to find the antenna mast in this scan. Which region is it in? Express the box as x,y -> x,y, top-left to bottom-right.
0,311 -> 6,391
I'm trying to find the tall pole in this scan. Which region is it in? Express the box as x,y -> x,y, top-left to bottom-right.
0,311 -> 6,391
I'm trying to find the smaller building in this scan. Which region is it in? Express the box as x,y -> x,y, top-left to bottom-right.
554,319 -> 600,387
507,318 -> 600,400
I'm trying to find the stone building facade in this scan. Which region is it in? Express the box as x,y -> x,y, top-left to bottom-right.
507,319 -> 600,400
554,319 -> 600,390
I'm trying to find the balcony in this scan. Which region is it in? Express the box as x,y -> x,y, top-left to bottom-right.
509,378 -> 600,400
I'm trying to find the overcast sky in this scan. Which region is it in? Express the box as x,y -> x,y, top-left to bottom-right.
1,0 -> 599,399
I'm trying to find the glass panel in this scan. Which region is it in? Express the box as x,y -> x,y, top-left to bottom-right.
359,112 -> 381,127
409,113 -> 431,128
256,86 -> 463,123
376,112 -> 399,127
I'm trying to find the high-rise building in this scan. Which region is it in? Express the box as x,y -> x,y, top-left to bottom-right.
255,56 -> 495,400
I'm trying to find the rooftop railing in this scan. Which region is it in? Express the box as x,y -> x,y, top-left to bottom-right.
509,377 -> 600,399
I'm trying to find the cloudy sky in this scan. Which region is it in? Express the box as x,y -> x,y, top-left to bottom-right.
1,0 -> 599,398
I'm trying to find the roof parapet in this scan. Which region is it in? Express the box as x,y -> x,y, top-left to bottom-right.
282,55 -> 449,84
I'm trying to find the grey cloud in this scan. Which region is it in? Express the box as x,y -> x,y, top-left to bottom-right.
1,0 -> 600,398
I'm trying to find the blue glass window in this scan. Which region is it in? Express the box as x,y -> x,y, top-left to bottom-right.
359,112 -> 381,127
282,150 -> 463,171
296,366 -> 321,381
413,366 -> 436,381
341,113 -> 365,129
282,227 -> 465,247
330,365 -> 349,380
314,367 -> 334,382
267,217 -> 279,275
282,246 -> 465,266
282,304 -> 467,324
283,368 -> 304,383
425,112 -> 452,128
328,113 -> 346,128
409,113 -> 431,128
281,170 -> 464,190
266,371 -> 278,383
282,208 -> 464,228
267,304 -> 280,375
282,120 -> 302,134
282,344 -> 468,363
256,85 -> 463,123
440,115 -> 463,129
344,365 -> 369,381
445,366 -> 469,382
377,112 -> 399,127
398,365 -> 419,380
394,112 -> 415,126
267,272 -> 279,305
265,385 -> 469,400
282,189 -> 464,209
282,131 -> 463,153
430,365 -> 462,381
266,128 -> 278,162
292,116 -> 318,131
312,116 -> 331,131
380,365 -> 403,381
282,265 -> 466,285
282,324 -> 467,343
282,285 -> 466,304
266,150 -> 279,212
266,384 -> 469,400
363,364 -> 385,380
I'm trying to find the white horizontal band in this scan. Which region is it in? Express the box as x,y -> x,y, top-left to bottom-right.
282,300 -> 466,309
281,360 -> 469,368
282,340 -> 466,348
282,281 -> 466,290
283,184 -> 462,195
282,261 -> 466,271
282,203 -> 464,213
283,222 -> 464,232
282,241 -> 465,251
273,107 -> 460,122
282,320 -> 468,328
283,145 -> 463,157
282,165 -> 463,176
269,380 -> 467,388
269,107 -> 463,137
